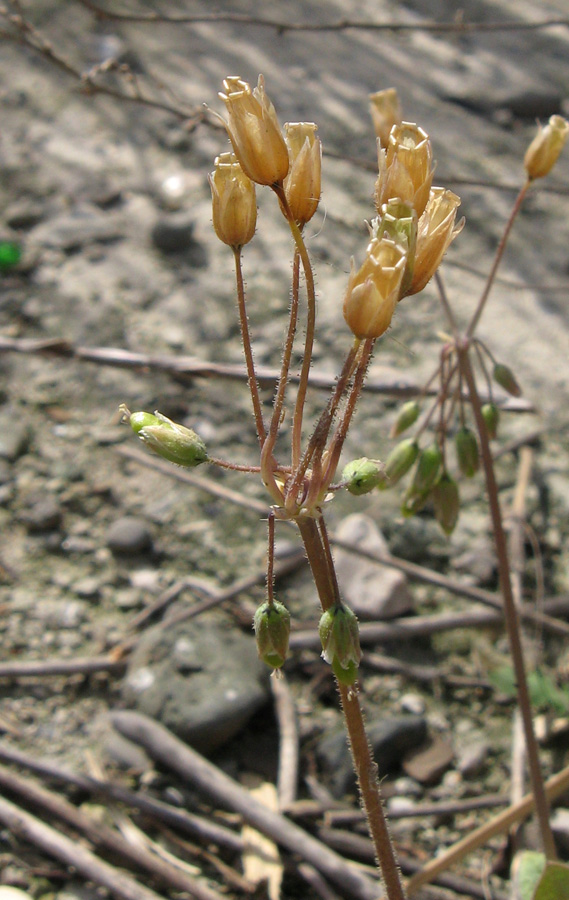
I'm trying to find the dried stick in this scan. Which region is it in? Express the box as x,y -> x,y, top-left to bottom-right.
0,793 -> 167,900
271,673 -> 300,810
0,655 -> 124,678
0,763 -> 222,900
0,334 -> 534,406
109,710 -> 381,900
0,741 -> 243,853
405,763 -> 569,895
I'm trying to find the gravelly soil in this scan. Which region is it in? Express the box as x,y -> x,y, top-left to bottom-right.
1,0 -> 569,897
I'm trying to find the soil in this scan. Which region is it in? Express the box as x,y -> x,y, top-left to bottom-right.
1,0 -> 569,898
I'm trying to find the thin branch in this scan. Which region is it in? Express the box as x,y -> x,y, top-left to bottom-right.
109,710 -> 381,900
0,334 -> 536,408
74,3 -> 569,35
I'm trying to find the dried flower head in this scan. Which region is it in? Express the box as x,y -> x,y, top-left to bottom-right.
375,122 -> 434,219
343,237 -> 407,339
283,122 -> 322,225
369,88 -> 402,147
209,152 -> 257,248
219,75 -> 290,186
524,114 -> 569,181
406,187 -> 463,296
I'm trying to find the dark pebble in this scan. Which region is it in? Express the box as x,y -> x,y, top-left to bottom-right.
20,497 -> 63,533
106,516 -> 154,555
151,213 -> 195,253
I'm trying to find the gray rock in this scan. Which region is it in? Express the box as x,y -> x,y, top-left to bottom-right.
121,612 -> 270,753
333,514 -> 414,619
20,496 -> 62,533
317,716 -> 427,798
151,213 -> 195,252
0,416 -> 29,461
29,204 -> 122,251
5,199 -> 46,230
551,808 -> 569,856
403,734 -> 454,785
106,516 -> 153,556
456,739 -> 490,778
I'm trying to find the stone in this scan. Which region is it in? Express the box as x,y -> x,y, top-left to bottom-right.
150,213 -> 195,252
0,416 -> 29,461
317,716 -> 427,798
0,890 -> 34,900
121,612 -> 270,753
333,514 -> 414,619
106,516 -> 154,556
456,739 -> 490,777
403,734 -> 454,785
19,496 -> 62,532
551,808 -> 569,857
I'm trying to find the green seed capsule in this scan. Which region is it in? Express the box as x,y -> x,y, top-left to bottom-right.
481,403 -> 500,440
319,603 -> 361,685
379,439 -> 419,488
342,458 -> 386,495
401,486 -> 431,518
390,400 -> 420,438
411,442 -> 442,493
433,471 -> 460,535
253,601 -> 291,669
121,406 -> 208,467
455,427 -> 479,478
493,363 -> 522,397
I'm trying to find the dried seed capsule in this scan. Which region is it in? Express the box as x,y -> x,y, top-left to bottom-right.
379,438 -> 419,488
253,601 -> 291,669
369,88 -> 402,148
209,152 -> 257,248
433,471 -> 460,535
524,115 -> 569,181
343,236 -> 407,339
455,427 -> 479,478
342,458 -> 386,495
390,400 -> 420,438
283,122 -> 322,225
493,363 -> 522,397
219,75 -> 289,186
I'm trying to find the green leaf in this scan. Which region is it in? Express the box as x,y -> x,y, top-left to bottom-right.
513,851 -> 546,900
533,862 -> 569,900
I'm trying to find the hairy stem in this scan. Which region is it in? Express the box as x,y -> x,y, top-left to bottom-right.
233,248 -> 266,445
271,184 -> 316,470
458,344 -> 556,859
260,248 -> 301,492
296,515 -> 407,900
466,180 -> 530,338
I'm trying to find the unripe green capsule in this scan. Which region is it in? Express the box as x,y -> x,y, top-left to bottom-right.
455,427 -> 479,478
411,442 -> 442,493
121,406 -> 208,467
319,603 -> 362,685
493,363 -> 522,398
379,438 -> 419,488
342,457 -> 386,495
390,400 -> 420,438
433,471 -> 460,535
481,403 -> 500,440
253,601 -> 291,669
401,486 -> 431,518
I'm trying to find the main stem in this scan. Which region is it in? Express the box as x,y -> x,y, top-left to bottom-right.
458,345 -> 556,859
296,515 -> 407,900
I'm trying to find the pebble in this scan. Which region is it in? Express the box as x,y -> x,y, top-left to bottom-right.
19,496 -> 62,532
403,734 -> 454,785
122,612 -> 270,753
317,716 -> 427,798
72,576 -> 101,600
0,890 -> 35,900
5,198 -> 46,230
151,213 -> 196,252
106,516 -> 154,556
0,416 -> 29,461
456,739 -> 490,777
333,514 -> 414,619
400,692 -> 426,716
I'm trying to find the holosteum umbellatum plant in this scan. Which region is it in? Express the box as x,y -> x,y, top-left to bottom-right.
121,78 -> 568,897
